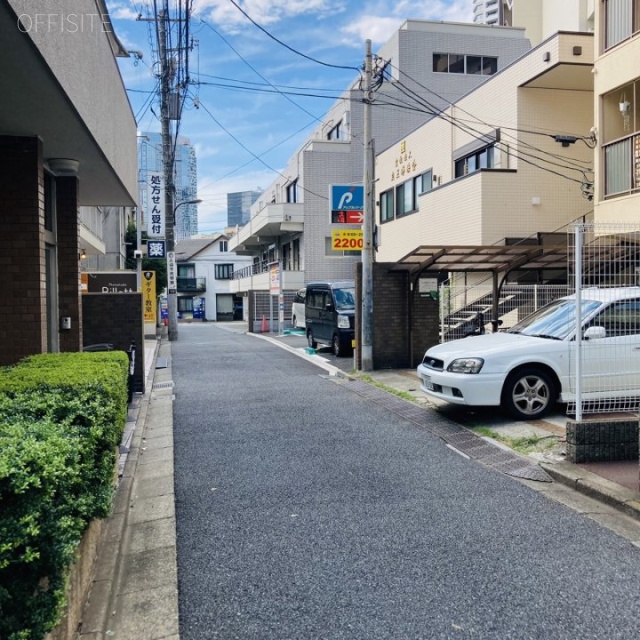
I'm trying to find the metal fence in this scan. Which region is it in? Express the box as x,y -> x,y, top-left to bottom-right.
569,223 -> 640,418
251,290 -> 297,333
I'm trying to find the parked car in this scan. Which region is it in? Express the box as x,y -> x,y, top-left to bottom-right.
291,288 -> 306,329
417,287 -> 640,420
305,280 -> 356,357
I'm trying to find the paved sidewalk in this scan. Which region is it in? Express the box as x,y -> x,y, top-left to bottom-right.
78,337 -> 179,639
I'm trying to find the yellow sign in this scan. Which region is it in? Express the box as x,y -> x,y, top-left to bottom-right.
331,229 -> 363,251
142,271 -> 157,323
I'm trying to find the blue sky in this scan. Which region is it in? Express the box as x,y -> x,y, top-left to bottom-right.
106,1 -> 474,233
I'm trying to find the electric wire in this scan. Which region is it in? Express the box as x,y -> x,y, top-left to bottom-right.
193,91 -> 330,202
225,0 -> 361,72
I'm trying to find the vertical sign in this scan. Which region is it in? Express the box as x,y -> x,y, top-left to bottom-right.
269,263 -> 280,294
147,172 -> 165,238
142,271 -> 157,323
167,251 -> 177,294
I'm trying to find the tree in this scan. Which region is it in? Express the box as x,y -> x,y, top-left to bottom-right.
125,222 -> 167,293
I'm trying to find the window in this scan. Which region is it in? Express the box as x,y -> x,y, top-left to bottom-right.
396,180 -> 415,217
417,170 -> 433,194
433,53 -> 498,75
602,81 -> 640,197
219,240 -> 228,252
327,122 -> 342,140
380,189 -> 394,222
286,180 -> 299,203
178,297 -> 193,312
604,0 -> 640,50
455,146 -> 495,178
215,264 -> 234,279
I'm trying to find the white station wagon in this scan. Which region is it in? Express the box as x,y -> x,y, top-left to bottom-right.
417,287 -> 640,420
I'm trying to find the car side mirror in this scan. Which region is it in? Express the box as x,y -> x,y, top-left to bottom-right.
584,326 -> 606,340
325,303 -> 334,312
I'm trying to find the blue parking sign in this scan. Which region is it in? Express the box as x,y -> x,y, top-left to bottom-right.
331,185 -> 364,211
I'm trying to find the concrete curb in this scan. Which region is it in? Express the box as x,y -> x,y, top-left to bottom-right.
540,461 -> 640,522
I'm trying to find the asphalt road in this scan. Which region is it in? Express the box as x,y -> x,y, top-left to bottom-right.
172,323 -> 640,639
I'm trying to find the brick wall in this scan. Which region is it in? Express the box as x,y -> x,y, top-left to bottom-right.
82,293 -> 145,393
355,263 -> 440,370
0,136 -> 47,365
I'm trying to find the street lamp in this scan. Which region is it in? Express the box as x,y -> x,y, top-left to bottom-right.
166,198 -> 202,341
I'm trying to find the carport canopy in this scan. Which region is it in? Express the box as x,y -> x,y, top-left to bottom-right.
389,241 -> 640,330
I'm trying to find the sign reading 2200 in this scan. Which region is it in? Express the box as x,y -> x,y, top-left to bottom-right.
332,229 -> 363,251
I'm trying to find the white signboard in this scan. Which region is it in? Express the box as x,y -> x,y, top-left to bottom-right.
167,251 -> 177,294
147,172 -> 165,238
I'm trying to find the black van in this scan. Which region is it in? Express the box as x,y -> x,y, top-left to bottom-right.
305,280 -> 356,357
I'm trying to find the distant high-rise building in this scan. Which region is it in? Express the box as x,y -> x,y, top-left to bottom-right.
137,132 -> 199,240
473,0 -> 505,26
473,0 -> 594,46
227,190 -> 262,227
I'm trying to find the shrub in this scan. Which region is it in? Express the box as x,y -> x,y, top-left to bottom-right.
0,351 -> 129,640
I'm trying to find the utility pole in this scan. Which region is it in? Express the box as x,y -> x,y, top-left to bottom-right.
158,10 -> 178,341
361,39 -> 374,371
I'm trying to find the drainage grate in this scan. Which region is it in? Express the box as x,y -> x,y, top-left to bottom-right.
152,381 -> 175,390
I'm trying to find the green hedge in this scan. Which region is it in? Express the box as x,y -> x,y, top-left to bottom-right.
0,352 -> 129,640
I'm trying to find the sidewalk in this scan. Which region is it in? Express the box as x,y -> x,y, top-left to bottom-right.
78,336 -> 179,639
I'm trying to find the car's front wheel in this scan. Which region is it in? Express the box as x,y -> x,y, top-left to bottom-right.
307,329 -> 317,349
502,367 -> 555,420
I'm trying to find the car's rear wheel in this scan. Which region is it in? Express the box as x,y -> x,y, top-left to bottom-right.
307,329 -> 317,349
502,368 -> 555,420
332,334 -> 343,357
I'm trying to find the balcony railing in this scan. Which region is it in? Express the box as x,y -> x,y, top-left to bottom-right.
177,277 -> 206,292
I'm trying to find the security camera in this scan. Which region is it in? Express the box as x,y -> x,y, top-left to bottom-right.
134,250 -> 143,259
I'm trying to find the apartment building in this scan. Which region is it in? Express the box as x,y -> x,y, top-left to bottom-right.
375,31 -> 594,279
474,0 -> 595,45
592,0 -> 640,224
175,236 -> 253,321
0,0 -> 137,365
229,20 -> 532,315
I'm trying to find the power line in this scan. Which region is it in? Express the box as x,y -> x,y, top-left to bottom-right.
225,0 -> 361,72
193,92 -> 329,202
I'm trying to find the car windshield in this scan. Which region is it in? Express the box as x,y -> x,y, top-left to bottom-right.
506,298 -> 603,340
333,287 -> 356,311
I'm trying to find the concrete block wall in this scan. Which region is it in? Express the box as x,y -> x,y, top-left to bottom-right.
82,293 -> 145,393
566,419 -> 639,463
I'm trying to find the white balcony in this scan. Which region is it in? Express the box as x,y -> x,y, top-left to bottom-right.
230,266 -> 305,293
230,203 -> 304,255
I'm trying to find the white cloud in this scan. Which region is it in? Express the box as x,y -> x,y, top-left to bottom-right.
192,0 -> 344,30
338,0 -> 474,46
